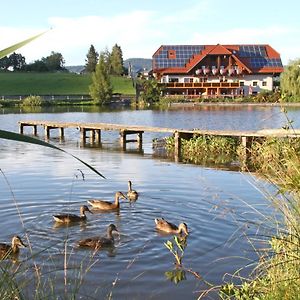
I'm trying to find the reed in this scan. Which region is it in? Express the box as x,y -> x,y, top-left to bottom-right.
165,135 -> 239,166
216,138 -> 300,299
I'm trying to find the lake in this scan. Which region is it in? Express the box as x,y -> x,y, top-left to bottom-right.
0,104 -> 298,299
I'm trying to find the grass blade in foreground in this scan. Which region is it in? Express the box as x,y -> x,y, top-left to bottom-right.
0,129 -> 105,179
0,31 -> 48,59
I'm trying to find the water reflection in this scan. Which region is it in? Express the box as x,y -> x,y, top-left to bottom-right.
0,105 -> 297,299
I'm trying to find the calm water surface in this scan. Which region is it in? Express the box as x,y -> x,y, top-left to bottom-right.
0,105 -> 298,299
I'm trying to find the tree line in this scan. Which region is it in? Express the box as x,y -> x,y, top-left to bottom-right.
0,43 -> 124,75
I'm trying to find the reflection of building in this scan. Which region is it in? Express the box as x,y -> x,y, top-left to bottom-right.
152,44 -> 283,98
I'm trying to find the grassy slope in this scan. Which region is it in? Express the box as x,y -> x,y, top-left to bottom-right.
0,72 -> 135,95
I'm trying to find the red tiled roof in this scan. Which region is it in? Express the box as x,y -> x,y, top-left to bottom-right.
152,44 -> 283,75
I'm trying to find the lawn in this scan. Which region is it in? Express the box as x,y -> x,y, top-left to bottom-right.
0,72 -> 135,95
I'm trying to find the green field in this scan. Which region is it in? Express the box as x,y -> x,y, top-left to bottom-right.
0,72 -> 135,95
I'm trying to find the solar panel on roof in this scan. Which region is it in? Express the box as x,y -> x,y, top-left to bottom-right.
153,45 -> 204,69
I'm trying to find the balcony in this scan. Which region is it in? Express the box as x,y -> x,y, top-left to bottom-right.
161,82 -> 240,88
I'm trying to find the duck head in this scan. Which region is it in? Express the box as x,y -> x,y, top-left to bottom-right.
178,223 -> 189,236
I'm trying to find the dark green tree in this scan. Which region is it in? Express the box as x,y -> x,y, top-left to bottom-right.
42,51 -> 65,71
0,53 -> 26,71
23,60 -> 48,72
0,56 -> 10,70
103,47 -> 112,74
9,52 -> 26,70
280,59 -> 300,101
138,79 -> 162,104
89,52 -> 112,105
85,44 -> 99,73
110,44 -> 124,75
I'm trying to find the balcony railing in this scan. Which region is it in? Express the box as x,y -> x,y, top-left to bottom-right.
160,82 -> 240,88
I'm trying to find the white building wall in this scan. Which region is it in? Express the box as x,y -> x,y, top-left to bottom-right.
161,74 -> 274,95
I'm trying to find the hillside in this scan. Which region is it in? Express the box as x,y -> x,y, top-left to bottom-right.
124,58 -> 152,76
0,72 -> 135,95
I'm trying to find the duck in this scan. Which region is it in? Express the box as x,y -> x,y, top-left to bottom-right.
127,180 -> 139,201
0,236 -> 27,259
77,224 -> 119,249
87,191 -> 127,210
155,218 -> 189,236
53,205 -> 92,223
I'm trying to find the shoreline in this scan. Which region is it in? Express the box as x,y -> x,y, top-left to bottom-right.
168,101 -> 300,107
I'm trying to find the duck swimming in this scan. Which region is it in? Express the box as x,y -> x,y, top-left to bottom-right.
87,191 -> 127,210
127,180 -> 138,201
77,224 -> 119,249
0,236 -> 27,259
155,218 -> 189,236
53,205 -> 92,223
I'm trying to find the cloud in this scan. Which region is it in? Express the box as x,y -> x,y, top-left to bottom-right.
189,26 -> 300,64
1,10 -> 160,65
0,4 -> 299,66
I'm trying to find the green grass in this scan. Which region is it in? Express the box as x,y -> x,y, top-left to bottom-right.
0,72 -> 135,95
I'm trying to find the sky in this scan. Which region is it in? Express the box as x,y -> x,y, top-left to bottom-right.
0,0 -> 299,66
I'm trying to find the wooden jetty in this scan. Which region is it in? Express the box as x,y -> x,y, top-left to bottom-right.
18,120 -> 300,161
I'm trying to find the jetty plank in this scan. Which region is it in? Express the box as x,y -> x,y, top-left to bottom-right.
18,120 -> 300,161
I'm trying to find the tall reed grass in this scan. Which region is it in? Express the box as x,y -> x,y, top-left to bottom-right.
216,137 -> 300,299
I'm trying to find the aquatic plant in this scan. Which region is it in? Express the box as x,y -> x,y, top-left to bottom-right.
165,135 -> 239,167
21,95 -> 44,107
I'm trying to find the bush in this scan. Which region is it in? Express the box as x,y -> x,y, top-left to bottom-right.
22,95 -> 43,106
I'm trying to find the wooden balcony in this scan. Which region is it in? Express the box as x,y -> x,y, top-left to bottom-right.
160,82 -> 240,88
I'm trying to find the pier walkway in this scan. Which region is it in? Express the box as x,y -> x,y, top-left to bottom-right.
18,120 -> 300,161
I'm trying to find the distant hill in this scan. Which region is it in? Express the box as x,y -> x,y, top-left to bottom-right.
65,65 -> 85,74
66,58 -> 153,76
124,58 -> 152,75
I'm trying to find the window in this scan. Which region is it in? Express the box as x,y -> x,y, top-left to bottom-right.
262,81 -> 267,86
253,81 -> 258,87
169,78 -> 179,83
240,81 -> 245,86
168,50 -> 176,59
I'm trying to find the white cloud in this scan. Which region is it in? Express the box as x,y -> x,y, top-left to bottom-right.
189,26 -> 300,65
0,5 -> 299,66
1,10 -> 160,65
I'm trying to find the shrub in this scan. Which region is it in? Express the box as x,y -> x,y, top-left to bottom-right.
22,95 -> 43,106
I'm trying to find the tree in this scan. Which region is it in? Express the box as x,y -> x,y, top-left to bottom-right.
280,59 -> 300,101
89,52 -> 112,105
9,52 -> 26,70
110,44 -> 124,75
0,56 -> 10,70
138,79 -> 162,104
103,47 -> 112,74
85,44 -> 98,73
23,51 -> 66,72
24,60 -> 48,72
43,51 -> 65,71
0,52 -> 26,71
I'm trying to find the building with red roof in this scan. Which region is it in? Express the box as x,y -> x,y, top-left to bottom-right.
152,44 -> 283,98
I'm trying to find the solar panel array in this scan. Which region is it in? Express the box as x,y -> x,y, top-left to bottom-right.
153,45 -> 204,69
238,45 -> 267,57
237,45 -> 283,69
153,45 -> 283,70
250,58 -> 283,68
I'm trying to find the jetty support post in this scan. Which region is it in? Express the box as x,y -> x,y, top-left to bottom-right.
120,130 -> 144,151
80,127 -> 87,145
19,123 -> 37,135
44,126 -> 63,139
59,127 -> 64,139
95,129 -> 101,144
174,131 -> 193,162
240,136 -> 254,169
44,126 -> 51,139
19,123 -> 24,134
